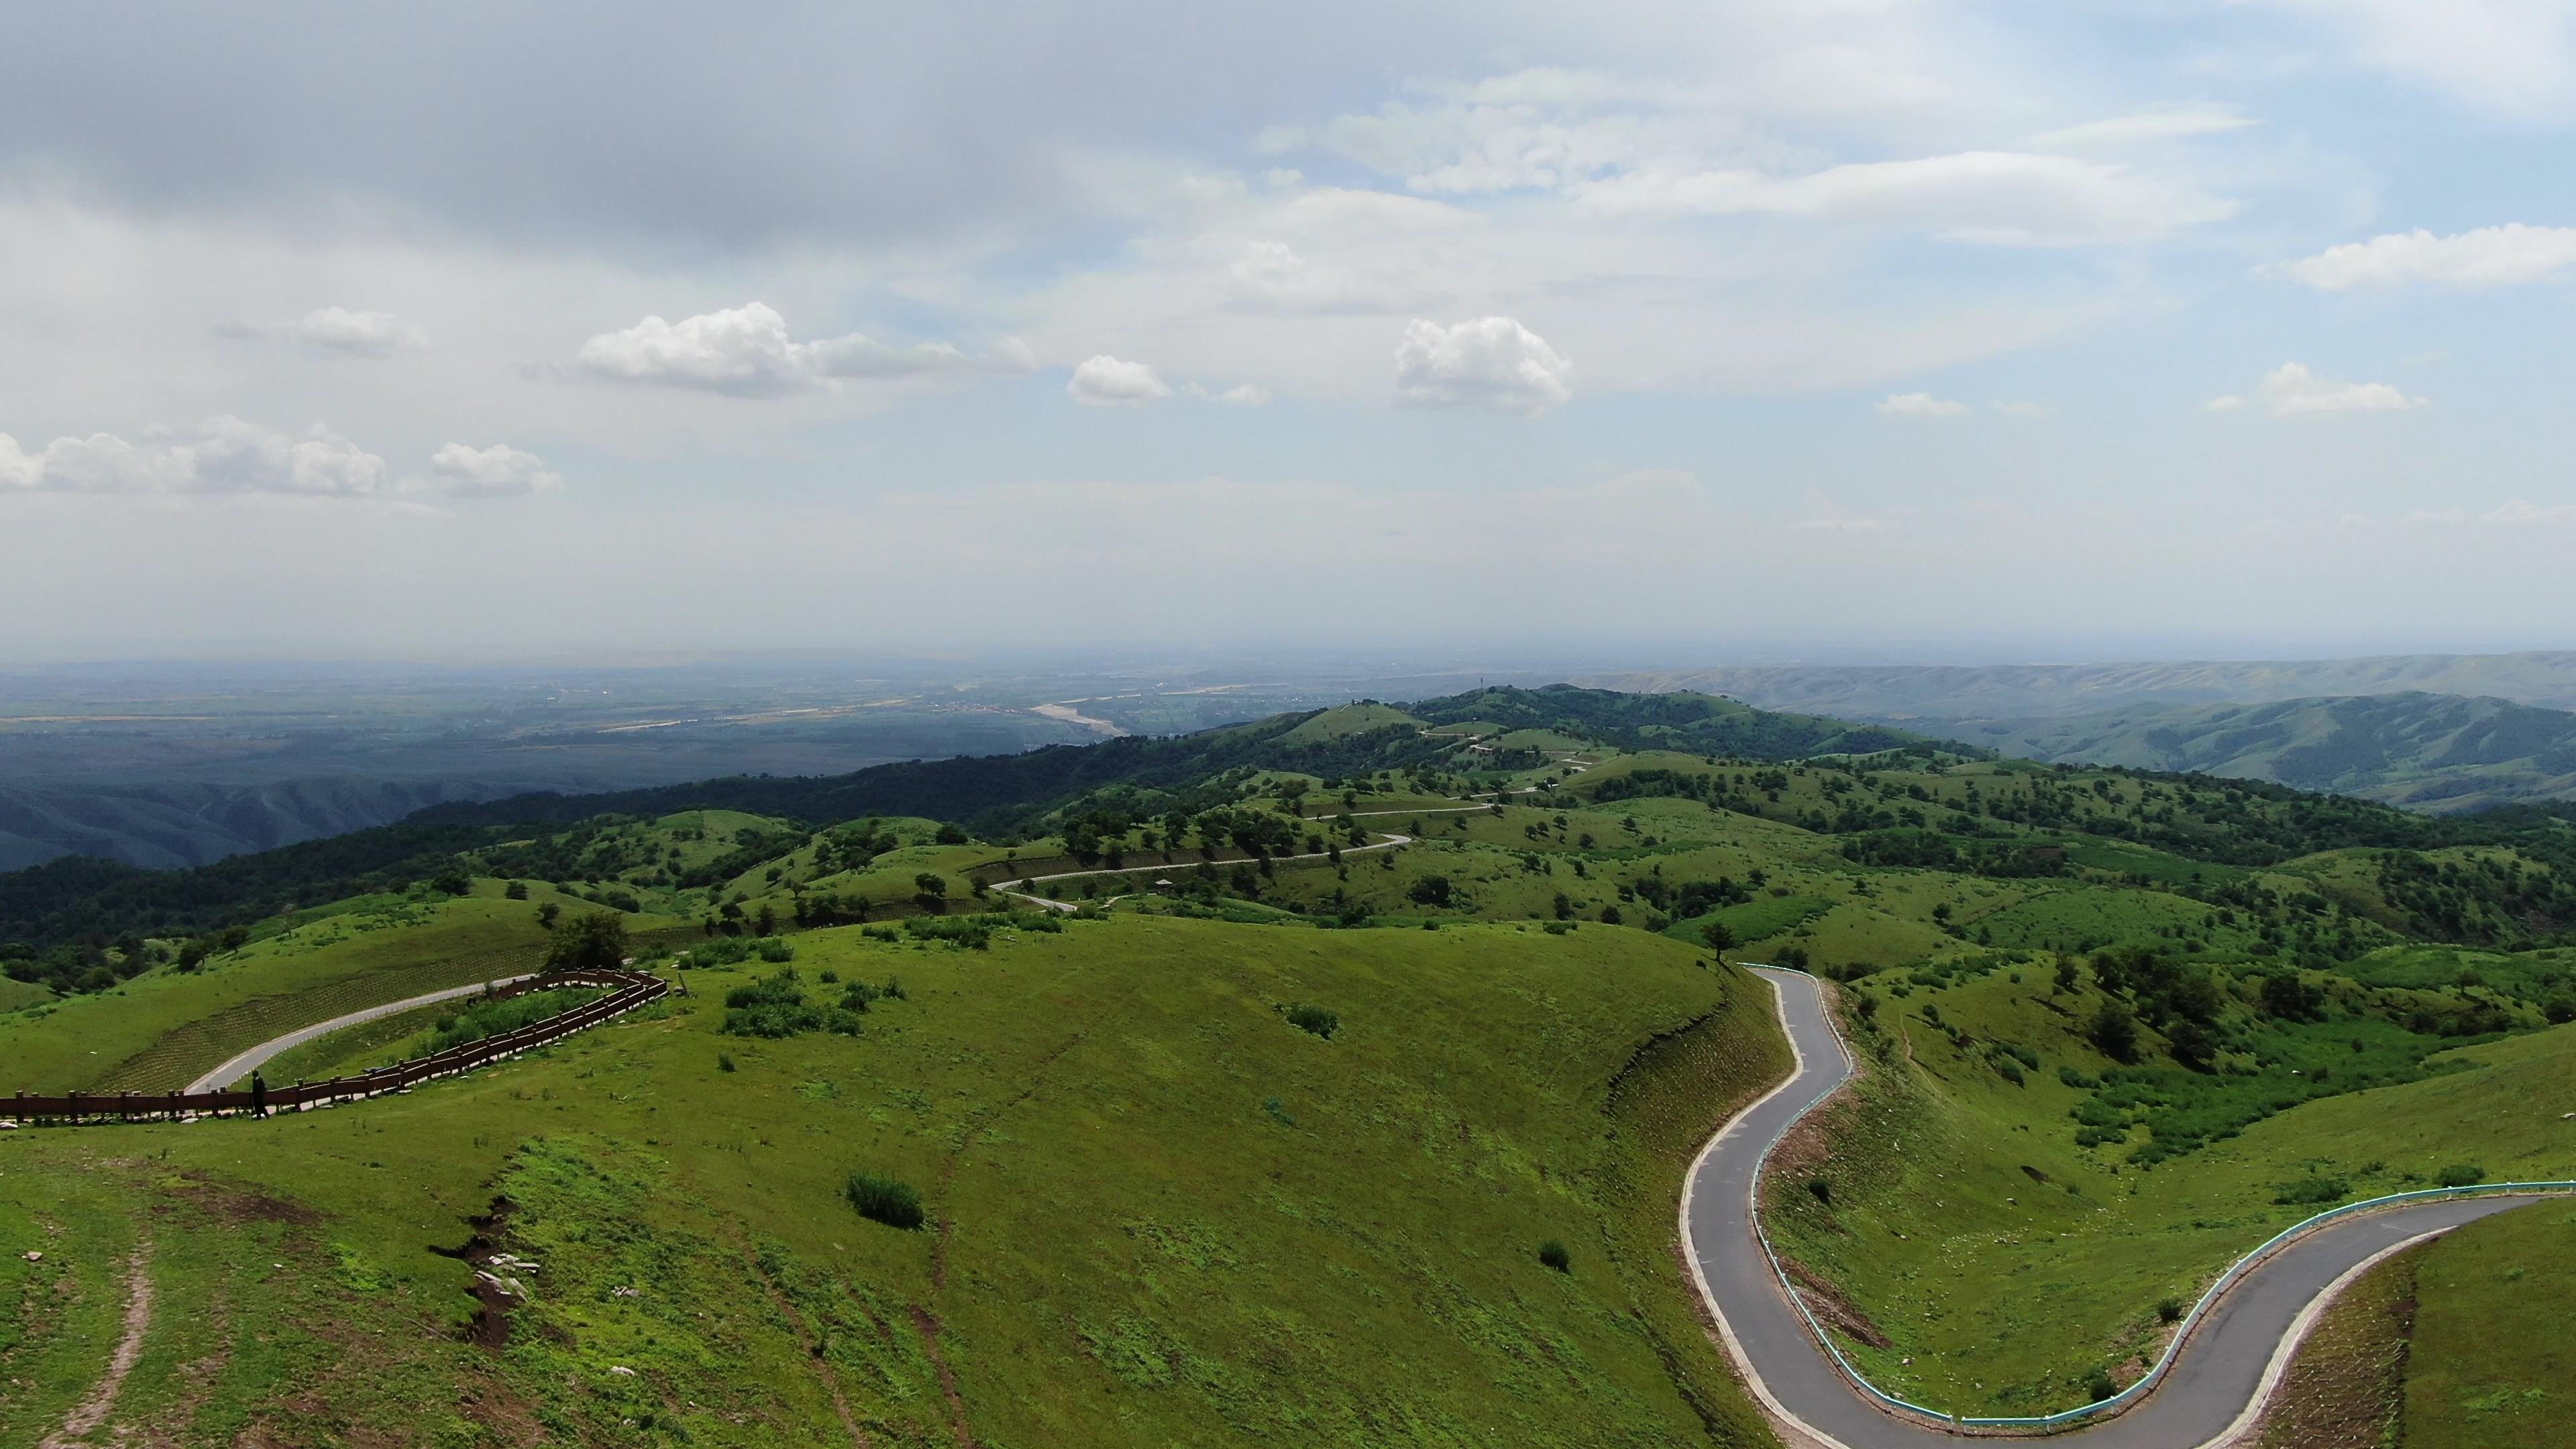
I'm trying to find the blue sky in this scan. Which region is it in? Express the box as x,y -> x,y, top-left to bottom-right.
1,0 -> 2571,663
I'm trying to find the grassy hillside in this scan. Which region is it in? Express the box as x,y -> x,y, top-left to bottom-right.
1933,692 -> 2576,812
1760,961 -> 2576,1416
0,915 -> 1790,1448
8,687 -> 2576,1442
2400,1201 -> 2576,1447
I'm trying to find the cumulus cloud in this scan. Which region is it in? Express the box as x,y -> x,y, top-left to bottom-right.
2207,363 -> 2427,416
425,442 -> 562,497
1067,356 -> 1172,406
2280,225 -> 2576,289
574,302 -> 1032,397
216,306 -> 430,358
1576,151 -> 2233,246
0,417 -> 388,495
1187,382 -> 1273,405
1878,392 -> 1970,418
1392,317 -> 1572,415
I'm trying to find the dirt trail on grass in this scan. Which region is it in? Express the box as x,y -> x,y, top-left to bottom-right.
40,1240 -> 153,1449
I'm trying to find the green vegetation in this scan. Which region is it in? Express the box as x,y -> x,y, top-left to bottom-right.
7,683 -> 2575,1442
1,915 -> 1786,1446
845,1171 -> 926,1230
1939,691 -> 2576,813
1762,956 -> 2576,1416
2401,1202 -> 2576,1447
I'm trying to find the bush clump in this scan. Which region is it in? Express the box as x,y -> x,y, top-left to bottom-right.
1285,1004 -> 1339,1039
723,970 -> 824,1038
684,935 -> 794,968
2436,1163 -> 2486,1188
1537,1239 -> 1570,1273
2272,1175 -> 2351,1206
421,986 -> 604,1055
847,1171 -> 925,1230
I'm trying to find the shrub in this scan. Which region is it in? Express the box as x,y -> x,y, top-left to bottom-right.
2086,1002 -> 2141,1063
2155,1297 -> 2185,1324
2272,1175 -> 2351,1206
723,970 -> 824,1038
846,1171 -> 925,1230
2084,1373 -> 2117,1404
1285,1005 -> 1339,1039
2436,1163 -> 2486,1188
1536,1239 -> 1570,1273
717,1053 -> 736,1073
1805,1177 -> 1832,1206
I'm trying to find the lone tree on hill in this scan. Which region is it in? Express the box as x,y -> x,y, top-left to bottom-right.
544,912 -> 630,974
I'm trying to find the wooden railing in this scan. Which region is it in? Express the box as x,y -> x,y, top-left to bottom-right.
3,969 -> 669,1124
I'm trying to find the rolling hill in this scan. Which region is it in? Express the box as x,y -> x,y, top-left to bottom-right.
1927,692 -> 2576,812
1583,651 -> 2576,720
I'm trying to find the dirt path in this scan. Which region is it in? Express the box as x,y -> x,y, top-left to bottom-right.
40,1240 -> 153,1449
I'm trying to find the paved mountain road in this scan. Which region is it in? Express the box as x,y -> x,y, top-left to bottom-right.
184,975 -> 535,1092
1689,967 -> 2553,1448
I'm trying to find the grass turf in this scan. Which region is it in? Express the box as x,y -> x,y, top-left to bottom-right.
0,912 -> 1792,1447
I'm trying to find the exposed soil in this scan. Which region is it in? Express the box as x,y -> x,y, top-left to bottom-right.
2247,1242 -> 2428,1449
38,1239 -> 154,1449
435,1195 -> 523,1351
1779,1254 -> 1894,1350
908,1305 -> 979,1449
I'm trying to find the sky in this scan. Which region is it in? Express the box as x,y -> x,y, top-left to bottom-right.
3,0 -> 2574,665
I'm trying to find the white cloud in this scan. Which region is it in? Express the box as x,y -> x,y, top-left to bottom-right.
1226,240 -> 1434,315
2280,225 -> 2576,289
574,302 -> 1030,397
2480,498 -> 2576,524
1067,355 -> 1172,406
1576,151 -> 2234,246
1392,317 -> 1572,415
1187,382 -> 1273,405
425,442 -> 563,497
2244,0 -> 2576,118
0,417 -> 388,495
1992,400 -> 2048,418
1878,392 -> 1970,418
218,307 -> 430,358
2026,107 -> 2260,149
2210,363 -> 2427,416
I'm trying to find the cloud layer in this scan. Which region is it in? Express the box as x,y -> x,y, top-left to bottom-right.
217,307 -> 430,358
1,419 -> 555,500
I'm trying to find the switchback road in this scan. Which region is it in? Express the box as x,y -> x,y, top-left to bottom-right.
1687,967 -> 2553,1448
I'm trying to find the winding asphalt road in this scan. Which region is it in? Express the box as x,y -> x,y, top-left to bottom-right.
183,975 -> 533,1092
1687,967 -> 2555,1448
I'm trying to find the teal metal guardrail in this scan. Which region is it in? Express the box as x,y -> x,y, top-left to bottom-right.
1737,964 -> 2576,1432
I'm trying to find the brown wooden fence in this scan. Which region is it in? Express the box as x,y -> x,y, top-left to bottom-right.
3,969 -> 670,1125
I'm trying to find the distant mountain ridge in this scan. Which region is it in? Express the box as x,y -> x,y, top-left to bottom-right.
1927,692 -> 2576,813
1582,651 -> 2576,720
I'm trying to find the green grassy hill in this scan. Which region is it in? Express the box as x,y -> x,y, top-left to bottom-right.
0,915 -> 1788,1448
1931,692 -> 2576,813
7,686 -> 2576,1443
